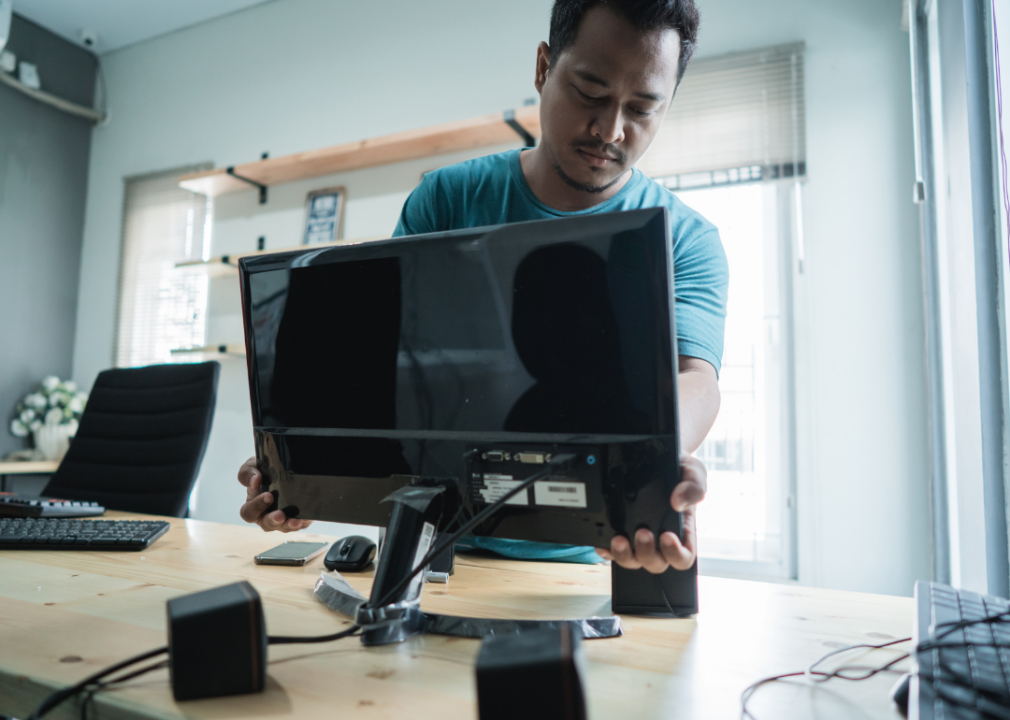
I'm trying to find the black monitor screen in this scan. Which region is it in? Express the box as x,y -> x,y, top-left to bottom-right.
242,208 -> 676,442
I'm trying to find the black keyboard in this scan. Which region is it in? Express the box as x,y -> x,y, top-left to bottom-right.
0,518 -> 170,550
0,492 -> 105,518
913,580 -> 1010,720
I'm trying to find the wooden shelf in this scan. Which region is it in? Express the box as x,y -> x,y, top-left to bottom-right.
0,71 -> 105,123
174,235 -> 385,271
0,460 -> 60,475
178,106 -> 540,198
170,344 -> 246,356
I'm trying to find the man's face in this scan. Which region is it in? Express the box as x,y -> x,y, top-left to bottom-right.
535,5 -> 682,193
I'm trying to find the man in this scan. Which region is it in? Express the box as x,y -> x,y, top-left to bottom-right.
239,0 -> 726,575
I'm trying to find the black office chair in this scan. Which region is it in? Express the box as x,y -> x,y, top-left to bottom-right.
43,362 -> 220,518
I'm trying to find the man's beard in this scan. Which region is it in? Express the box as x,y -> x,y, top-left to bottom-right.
550,141 -> 629,194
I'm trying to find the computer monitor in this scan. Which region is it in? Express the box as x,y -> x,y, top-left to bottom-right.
239,207 -> 694,617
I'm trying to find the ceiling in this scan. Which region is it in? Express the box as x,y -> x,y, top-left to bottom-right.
12,0 -> 276,54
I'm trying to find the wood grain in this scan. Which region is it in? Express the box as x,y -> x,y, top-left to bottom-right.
0,512 -> 910,719
178,106 -> 541,198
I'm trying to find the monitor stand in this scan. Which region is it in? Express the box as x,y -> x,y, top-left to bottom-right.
314,482 -> 621,645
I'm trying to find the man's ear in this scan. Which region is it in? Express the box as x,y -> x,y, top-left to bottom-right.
534,41 -> 551,93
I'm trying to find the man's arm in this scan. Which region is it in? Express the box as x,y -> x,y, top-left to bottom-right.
597,355 -> 719,572
676,355 -> 721,454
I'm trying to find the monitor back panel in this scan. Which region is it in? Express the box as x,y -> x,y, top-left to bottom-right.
240,208 -> 680,546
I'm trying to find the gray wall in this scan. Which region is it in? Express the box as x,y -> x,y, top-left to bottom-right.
0,14 -> 95,460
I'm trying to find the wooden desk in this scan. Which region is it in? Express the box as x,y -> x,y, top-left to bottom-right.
0,514 -> 911,720
0,460 -> 59,492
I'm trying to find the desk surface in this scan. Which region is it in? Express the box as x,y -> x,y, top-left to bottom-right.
0,513 -> 911,720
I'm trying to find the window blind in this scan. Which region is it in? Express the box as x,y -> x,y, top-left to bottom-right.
637,42 -> 806,187
115,167 -> 212,368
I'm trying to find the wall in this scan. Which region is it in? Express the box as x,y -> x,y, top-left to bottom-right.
72,0 -> 928,594
690,0 -> 928,595
0,15 -> 95,479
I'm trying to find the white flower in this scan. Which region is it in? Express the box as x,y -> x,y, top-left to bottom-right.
25,393 -> 46,410
44,408 -> 62,425
29,419 -> 42,432
62,381 -> 77,393
20,409 -> 35,423
66,419 -> 79,436
10,419 -> 28,437
42,376 -> 60,392
68,396 -> 85,413
50,392 -> 74,407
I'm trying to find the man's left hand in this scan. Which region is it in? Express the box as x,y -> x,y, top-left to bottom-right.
596,454 -> 706,572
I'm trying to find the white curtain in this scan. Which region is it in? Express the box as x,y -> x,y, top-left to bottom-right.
115,168 -> 212,368
638,42 -> 806,186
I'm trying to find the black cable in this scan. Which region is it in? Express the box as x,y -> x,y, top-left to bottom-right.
268,625 -> 361,645
655,574 -> 678,616
913,609 -> 1010,717
30,646 -> 168,720
78,659 -> 169,720
37,617 -> 365,719
928,609 -> 1010,643
369,453 -> 578,610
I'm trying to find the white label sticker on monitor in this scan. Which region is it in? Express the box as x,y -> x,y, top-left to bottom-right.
534,481 -> 587,508
479,477 -> 529,505
413,521 -> 435,568
408,521 -> 436,598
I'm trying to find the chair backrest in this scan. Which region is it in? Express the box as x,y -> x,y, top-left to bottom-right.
43,362 -> 220,517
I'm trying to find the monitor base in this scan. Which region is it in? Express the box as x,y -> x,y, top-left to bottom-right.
314,571 -> 623,643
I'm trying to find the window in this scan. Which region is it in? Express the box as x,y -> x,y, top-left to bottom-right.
680,182 -> 797,577
115,168 -> 213,368
638,44 -> 806,578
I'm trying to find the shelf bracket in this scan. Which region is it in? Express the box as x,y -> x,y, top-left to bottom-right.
504,110 -> 536,147
226,166 -> 268,204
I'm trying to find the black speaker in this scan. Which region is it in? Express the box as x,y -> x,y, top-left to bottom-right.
476,624 -> 587,720
611,562 -> 698,616
167,581 -> 267,700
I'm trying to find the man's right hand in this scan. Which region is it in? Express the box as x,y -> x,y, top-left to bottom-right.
238,456 -> 312,532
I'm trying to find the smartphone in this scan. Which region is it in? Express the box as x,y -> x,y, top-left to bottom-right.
254,541 -> 328,566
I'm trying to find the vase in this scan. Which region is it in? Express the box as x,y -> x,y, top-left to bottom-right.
33,420 -> 74,462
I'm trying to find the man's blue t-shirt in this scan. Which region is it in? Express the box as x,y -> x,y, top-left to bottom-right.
392,149 -> 728,564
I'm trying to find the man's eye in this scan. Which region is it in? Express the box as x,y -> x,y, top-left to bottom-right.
575,87 -> 602,103
630,107 -> 652,118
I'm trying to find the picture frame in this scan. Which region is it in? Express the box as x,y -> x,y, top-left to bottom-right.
302,186 -> 346,245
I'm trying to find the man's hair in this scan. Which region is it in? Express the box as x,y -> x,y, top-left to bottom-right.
548,0 -> 700,85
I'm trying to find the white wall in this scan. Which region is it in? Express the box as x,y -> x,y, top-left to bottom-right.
72,0 -> 928,594
694,0 -> 929,596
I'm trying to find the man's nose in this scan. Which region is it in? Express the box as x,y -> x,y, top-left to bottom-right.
591,106 -> 625,146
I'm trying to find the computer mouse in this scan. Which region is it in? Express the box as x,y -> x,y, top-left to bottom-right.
890,672 -> 911,718
324,535 -> 376,572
